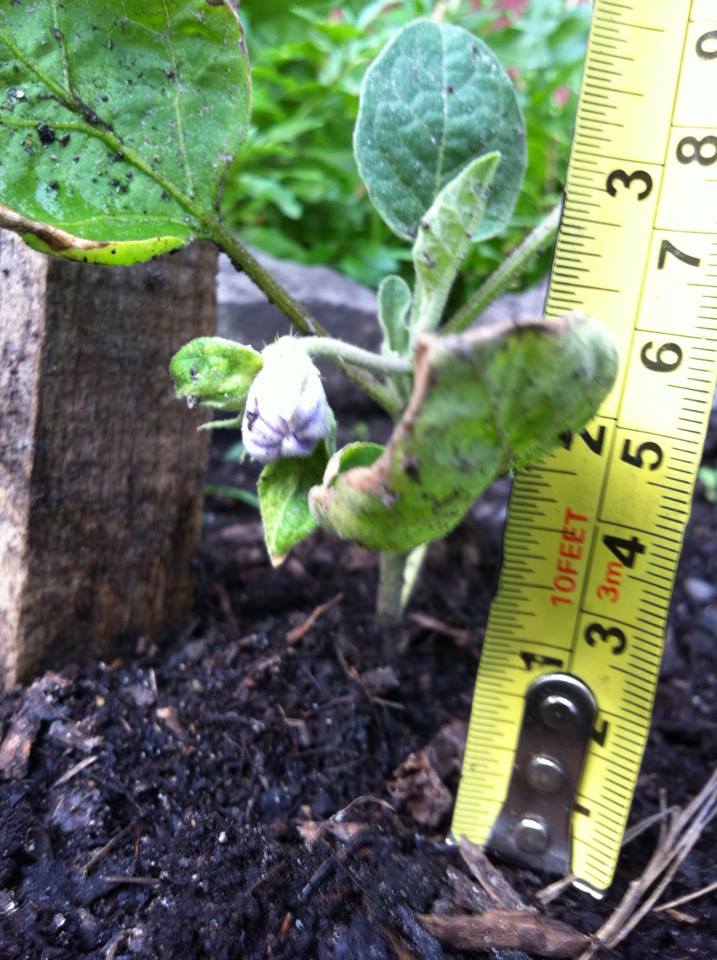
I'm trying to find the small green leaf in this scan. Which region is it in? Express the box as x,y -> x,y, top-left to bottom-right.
258,441 -> 331,566
411,152 -> 500,337
354,19 -> 525,242
310,314 -> 617,551
378,275 -> 412,356
0,1 -> 250,264
170,337 -> 263,411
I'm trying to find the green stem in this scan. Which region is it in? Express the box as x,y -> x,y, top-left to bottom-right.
377,550 -> 410,658
443,202 -> 562,335
208,219 -> 327,337
303,337 -> 411,376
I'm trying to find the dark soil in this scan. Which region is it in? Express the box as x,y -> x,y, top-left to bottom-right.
1,417 -> 716,960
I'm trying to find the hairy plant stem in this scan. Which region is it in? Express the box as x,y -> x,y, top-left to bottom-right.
443,201 -> 562,334
208,221 -> 404,414
303,337 -> 411,375
207,220 -> 327,337
377,551 -> 410,657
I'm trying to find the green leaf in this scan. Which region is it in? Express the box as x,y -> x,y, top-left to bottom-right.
310,314 -> 617,552
170,337 -> 262,411
378,274 -> 412,356
411,152 -> 500,336
204,483 -> 260,508
353,19 -> 525,242
258,441 -> 331,567
0,1 -> 250,264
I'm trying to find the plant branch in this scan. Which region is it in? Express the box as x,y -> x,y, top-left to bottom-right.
302,337 -> 411,375
207,219 -> 327,337
443,201 -> 562,334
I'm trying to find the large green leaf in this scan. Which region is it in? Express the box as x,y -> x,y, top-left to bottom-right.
0,1 -> 250,264
353,19 -> 525,242
310,314 -> 617,552
411,151 -> 499,337
258,441 -> 331,567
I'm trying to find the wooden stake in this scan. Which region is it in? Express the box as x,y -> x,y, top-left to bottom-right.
0,230 -> 216,685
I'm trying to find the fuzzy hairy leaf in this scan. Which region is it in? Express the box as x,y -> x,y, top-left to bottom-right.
170,337 -> 262,411
310,314 -> 617,552
354,19 -> 525,242
411,152 -> 499,336
378,274 -> 412,356
258,441 -> 331,566
0,1 -> 250,264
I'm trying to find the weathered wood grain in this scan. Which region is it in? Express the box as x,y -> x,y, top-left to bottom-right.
0,231 -> 216,685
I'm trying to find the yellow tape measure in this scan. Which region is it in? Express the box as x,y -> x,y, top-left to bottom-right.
453,0 -> 717,893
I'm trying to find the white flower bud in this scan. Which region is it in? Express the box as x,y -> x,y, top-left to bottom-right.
241,338 -> 333,463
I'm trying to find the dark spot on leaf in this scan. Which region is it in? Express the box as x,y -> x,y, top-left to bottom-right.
100,94 -> 109,103
58,133 -> 70,146
36,123 -> 55,146
110,249 -> 117,256
403,457 -> 421,483
190,366 -> 199,382
422,252 -> 436,269
73,156 -> 80,163
446,84 -> 454,94
50,27 -> 62,41
164,69 -> 176,82
419,219 -> 430,231
49,180 -> 59,191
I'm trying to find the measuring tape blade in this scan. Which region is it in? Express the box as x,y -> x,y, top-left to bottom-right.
453,0 -> 717,893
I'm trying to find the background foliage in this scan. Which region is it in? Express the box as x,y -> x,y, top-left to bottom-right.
230,0 -> 591,289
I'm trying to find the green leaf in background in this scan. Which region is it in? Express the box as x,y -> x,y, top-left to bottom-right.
258,441 -> 331,566
169,337 -> 263,411
353,19 -> 525,243
310,314 -> 617,552
411,152 -> 500,337
378,274 -> 412,356
0,1 -> 250,264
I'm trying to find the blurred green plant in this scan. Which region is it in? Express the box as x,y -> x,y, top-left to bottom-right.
232,0 -> 590,288
698,465 -> 717,503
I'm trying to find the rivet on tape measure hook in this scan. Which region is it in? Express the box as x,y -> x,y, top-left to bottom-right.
453,0 -> 717,894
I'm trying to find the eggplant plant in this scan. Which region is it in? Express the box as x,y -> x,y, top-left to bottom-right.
0,2 -> 616,630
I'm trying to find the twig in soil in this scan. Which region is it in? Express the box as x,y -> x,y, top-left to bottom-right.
51,754 -> 98,788
83,822 -> 136,876
458,837 -> 527,910
576,766 -> 717,959
662,907 -> 700,924
242,860 -> 287,898
300,828 -> 381,901
418,910 -> 592,958
305,794 -> 399,847
333,642 -> 387,739
394,904 -> 449,960
286,592 -> 343,645
653,878 -> 717,914
100,874 -> 160,887
409,612 -> 471,647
